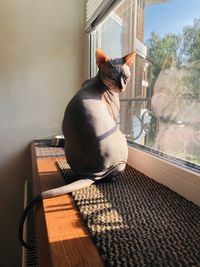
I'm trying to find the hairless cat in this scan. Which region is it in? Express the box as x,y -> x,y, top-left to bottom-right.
19,48 -> 136,249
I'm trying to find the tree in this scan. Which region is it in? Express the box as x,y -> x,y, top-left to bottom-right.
180,19 -> 200,97
146,32 -> 181,91
181,19 -> 200,63
146,19 -> 200,97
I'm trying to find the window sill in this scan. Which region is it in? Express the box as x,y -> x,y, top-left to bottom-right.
128,145 -> 200,206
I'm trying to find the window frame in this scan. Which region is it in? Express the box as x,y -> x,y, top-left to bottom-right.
128,145 -> 200,206
86,0 -> 200,206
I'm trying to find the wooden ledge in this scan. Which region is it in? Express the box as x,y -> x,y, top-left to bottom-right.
31,141 -> 104,267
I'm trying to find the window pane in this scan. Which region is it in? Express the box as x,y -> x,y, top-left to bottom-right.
142,0 -> 200,168
90,0 -> 200,170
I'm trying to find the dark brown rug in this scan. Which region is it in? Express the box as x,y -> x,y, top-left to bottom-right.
57,160 -> 200,267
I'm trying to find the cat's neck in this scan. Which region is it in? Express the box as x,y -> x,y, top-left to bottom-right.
95,72 -> 117,95
82,72 -> 106,92
95,72 -> 120,120
81,72 -> 120,120
95,72 -> 108,93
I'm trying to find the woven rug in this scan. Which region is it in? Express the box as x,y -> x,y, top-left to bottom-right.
57,160 -> 200,267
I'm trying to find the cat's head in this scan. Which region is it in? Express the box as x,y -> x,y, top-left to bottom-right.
96,48 -> 136,93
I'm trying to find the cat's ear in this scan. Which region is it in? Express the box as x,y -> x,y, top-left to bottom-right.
96,48 -> 109,68
122,51 -> 136,67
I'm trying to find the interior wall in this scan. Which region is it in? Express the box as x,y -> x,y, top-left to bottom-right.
0,1 -> 85,266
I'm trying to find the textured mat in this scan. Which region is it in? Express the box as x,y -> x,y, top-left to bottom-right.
57,160 -> 200,267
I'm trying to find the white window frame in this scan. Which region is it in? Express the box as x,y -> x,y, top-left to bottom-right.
128,146 -> 200,206
86,0 -> 200,206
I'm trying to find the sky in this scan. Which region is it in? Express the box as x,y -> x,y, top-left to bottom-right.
144,0 -> 200,41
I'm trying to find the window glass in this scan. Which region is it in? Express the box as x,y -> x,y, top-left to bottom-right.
90,0 -> 200,170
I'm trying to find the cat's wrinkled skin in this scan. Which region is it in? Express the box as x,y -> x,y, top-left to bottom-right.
19,49 -> 136,249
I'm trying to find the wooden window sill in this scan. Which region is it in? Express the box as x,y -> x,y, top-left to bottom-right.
31,141 -> 104,267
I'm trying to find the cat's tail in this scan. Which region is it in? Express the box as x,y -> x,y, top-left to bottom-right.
18,179 -> 94,249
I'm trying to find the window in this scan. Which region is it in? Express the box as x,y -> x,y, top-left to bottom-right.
88,0 -> 200,173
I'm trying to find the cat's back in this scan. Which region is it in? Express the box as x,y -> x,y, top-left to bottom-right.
62,76 -> 128,176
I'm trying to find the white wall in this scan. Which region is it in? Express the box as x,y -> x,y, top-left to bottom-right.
0,1 -> 85,266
